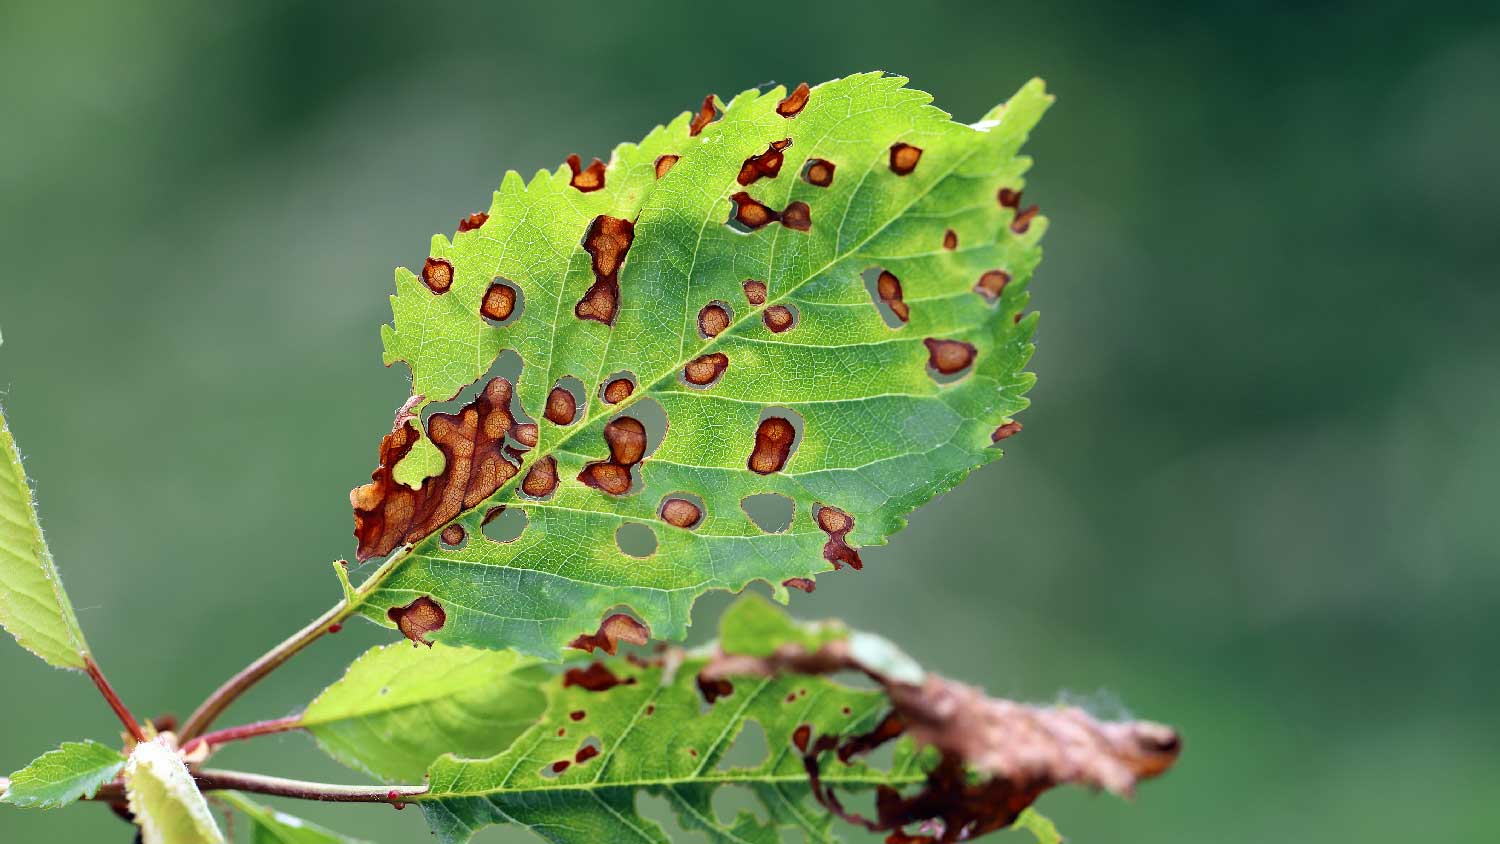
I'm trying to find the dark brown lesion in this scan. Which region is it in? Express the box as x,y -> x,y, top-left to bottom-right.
521,455 -> 558,498
780,201 -> 811,231
351,377 -> 526,561
1010,205 -> 1040,234
602,377 -> 634,405
563,662 -> 636,692
568,612 -> 649,655
743,279 -> 767,305
565,153 -> 607,193
783,577 -> 815,593
923,339 -> 978,376
574,215 -> 635,325
943,229 -> 958,250
804,158 -> 835,187
729,191 -> 779,230
815,504 -> 863,570
876,270 -> 910,323
575,744 -> 600,764
997,187 -> 1022,208
763,305 -> 796,333
683,352 -> 729,387
697,302 -> 731,337
697,675 -> 734,703
889,143 -> 923,175
441,524 -> 466,547
777,82 -> 810,117
660,497 -> 703,529
748,416 -> 797,474
991,421 -> 1022,443
480,280 -> 519,322
688,94 -> 720,137
654,154 -> 680,179
974,270 -> 1010,303
738,138 -> 792,185
457,212 -> 488,232
388,596 -> 446,647
545,385 -> 578,426
578,416 -> 648,496
422,257 -> 454,294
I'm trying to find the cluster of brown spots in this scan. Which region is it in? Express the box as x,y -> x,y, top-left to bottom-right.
763,305 -> 796,333
749,416 -> 797,474
578,416 -> 648,495
568,612 -> 650,655
973,270 -> 1010,303
575,215 -> 635,325
743,279 -> 767,305
816,504 -> 863,570
683,352 -> 729,387
688,94 -> 719,136
387,596 -> 446,647
521,455 -> 558,498
697,302 -> 730,337
351,378 -> 525,560
569,710 -> 586,722
889,143 -> 923,175
943,229 -> 958,250
565,154 -> 606,193
804,158 -> 835,187
697,674 -> 734,704
457,212 -> 488,232
562,662 -> 636,692
575,744 -> 600,765
782,577 -> 815,593
660,497 -> 703,529
924,338 -> 978,376
792,724 -> 812,753
654,154 -> 680,179
480,281 -> 518,322
545,386 -> 578,426
421,257 -> 454,294
1011,204 -> 1040,234
441,524 -> 466,546
777,82 -> 810,117
602,377 -> 634,404
991,421 -> 1022,443
729,192 -> 812,232
876,270 -> 910,323
738,138 -> 792,185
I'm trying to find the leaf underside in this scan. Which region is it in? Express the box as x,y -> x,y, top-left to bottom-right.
123,738 -> 225,844
354,72 -> 1052,658
0,740 -> 125,809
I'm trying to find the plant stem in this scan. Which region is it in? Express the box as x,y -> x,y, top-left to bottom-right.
193,769 -> 428,803
181,715 -> 303,756
84,656 -> 147,743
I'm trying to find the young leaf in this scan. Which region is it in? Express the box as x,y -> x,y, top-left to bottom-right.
0,739 -> 125,809
351,73 -> 1052,658
299,642 -> 547,782
1012,809 -> 1062,844
123,738 -> 226,844
216,792 -> 373,844
0,407 -> 91,669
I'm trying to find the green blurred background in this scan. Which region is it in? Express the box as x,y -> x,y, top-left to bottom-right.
3,1 -> 1497,841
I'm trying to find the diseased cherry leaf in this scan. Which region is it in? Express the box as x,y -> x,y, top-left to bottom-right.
350,72 -> 1051,658
217,792 -> 373,844
299,642 -> 547,782
0,740 -> 125,809
123,738 -> 225,844
0,406 -> 92,670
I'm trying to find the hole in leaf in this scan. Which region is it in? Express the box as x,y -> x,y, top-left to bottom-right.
741,493 -> 794,533
719,720 -> 769,770
482,506 -> 528,543
861,268 -> 909,327
616,522 -> 658,558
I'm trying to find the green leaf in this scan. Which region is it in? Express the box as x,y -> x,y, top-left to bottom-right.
123,738 -> 225,844
0,407 -> 91,669
1012,808 -> 1062,844
299,642 -> 548,782
216,792 -> 372,844
0,740 -> 125,809
351,73 -> 1051,658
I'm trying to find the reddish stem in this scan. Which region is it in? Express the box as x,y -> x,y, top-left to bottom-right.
85,657 -> 147,743
193,769 -> 428,803
181,715 -> 302,756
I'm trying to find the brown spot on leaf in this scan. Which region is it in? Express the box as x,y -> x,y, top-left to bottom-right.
654,154 -> 680,179
351,378 -> 524,560
522,455 -> 558,498
480,281 -> 518,322
545,386 -> 578,426
943,229 -> 958,250
575,744 -> 600,764
514,423 -> 539,448
749,416 -> 796,474
974,270 -> 1011,303
387,596 -> 446,647
804,158 -> 835,187
660,497 -> 703,529
575,215 -> 635,325
997,187 -> 1022,209
566,153 -> 606,192
730,191 -> 778,229
780,201 -> 811,231
578,416 -> 648,496
777,82 -> 810,117
646,704 -> 655,715
697,674 -> 734,704
738,138 -> 792,185
743,279 -> 767,305
422,257 -> 454,294
569,710 -> 586,721
550,759 -> 570,774
441,524 -> 466,546
816,504 -> 863,570
991,421 -> 1022,443
688,94 -> 719,136
697,302 -> 730,337
458,212 -> 488,232
578,462 -> 632,495
1011,205 -> 1040,234
889,143 -> 923,175
602,378 -> 634,404
683,352 -> 729,387
792,724 -> 812,753
569,612 -> 650,655
924,339 -> 977,376
562,662 -> 636,692
763,305 -> 795,333
783,577 -> 815,593
876,271 -> 910,323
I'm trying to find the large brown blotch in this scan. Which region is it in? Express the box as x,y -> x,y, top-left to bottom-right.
566,153 -> 606,193
777,82 -> 810,117
574,215 -> 635,325
388,596 -> 446,647
816,504 -> 863,570
876,270 -> 910,323
738,138 -> 792,185
683,352 -> 728,387
578,416 -> 648,496
351,378 -> 524,561
568,612 -> 649,655
688,94 -> 719,136
923,338 -> 977,376
889,142 -> 923,175
748,416 -> 797,474
422,257 -> 454,294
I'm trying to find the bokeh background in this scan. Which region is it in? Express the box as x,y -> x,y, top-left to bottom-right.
3,1 -> 1497,841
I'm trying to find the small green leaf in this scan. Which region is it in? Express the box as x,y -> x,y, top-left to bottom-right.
717,588 -> 847,657
0,740 -> 125,809
217,792 -> 373,844
0,407 -> 91,669
300,642 -> 547,782
123,738 -> 225,844
1012,808 -> 1062,844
